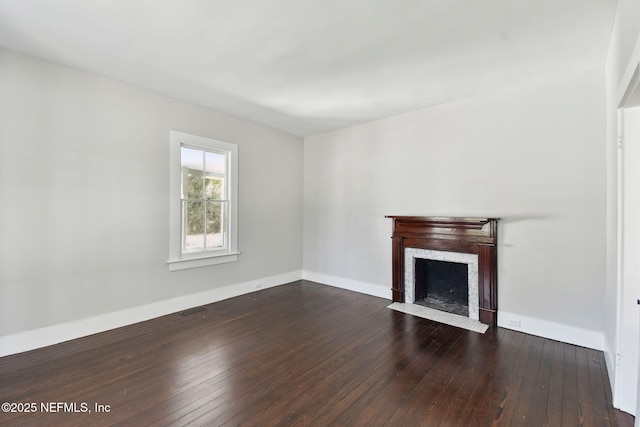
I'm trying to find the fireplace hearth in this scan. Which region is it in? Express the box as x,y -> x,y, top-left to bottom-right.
386,216 -> 499,326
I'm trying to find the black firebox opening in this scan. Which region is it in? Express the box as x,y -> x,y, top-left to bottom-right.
414,258 -> 468,316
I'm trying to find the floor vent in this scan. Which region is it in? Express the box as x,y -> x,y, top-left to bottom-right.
178,306 -> 206,316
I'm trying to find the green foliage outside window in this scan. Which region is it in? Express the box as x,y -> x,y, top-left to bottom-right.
185,174 -> 223,236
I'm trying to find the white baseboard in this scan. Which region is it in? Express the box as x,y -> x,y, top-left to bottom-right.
0,270 -> 303,358
301,273 -> 605,351
498,311 -> 605,351
1,271 -> 607,357
302,270 -> 391,299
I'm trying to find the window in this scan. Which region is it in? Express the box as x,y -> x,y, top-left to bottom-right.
168,131 -> 238,271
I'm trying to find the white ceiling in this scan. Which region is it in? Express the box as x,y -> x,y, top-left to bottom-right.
0,0 -> 617,137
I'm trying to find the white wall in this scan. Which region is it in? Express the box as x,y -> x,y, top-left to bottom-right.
0,49 -> 304,338
304,68 -> 606,345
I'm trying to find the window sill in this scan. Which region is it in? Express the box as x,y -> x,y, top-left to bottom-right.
167,252 -> 240,271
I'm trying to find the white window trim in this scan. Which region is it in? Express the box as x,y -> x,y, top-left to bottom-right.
167,131 -> 239,271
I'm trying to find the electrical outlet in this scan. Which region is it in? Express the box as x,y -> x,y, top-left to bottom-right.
507,319 -> 521,328
255,282 -> 263,290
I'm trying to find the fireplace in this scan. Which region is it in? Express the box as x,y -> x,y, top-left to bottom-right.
405,247 -> 479,320
386,216 -> 499,326
414,258 -> 469,316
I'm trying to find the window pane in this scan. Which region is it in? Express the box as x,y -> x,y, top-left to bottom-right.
206,201 -> 225,249
205,177 -> 224,200
186,174 -> 205,199
181,146 -> 204,170
205,151 -> 226,176
205,151 -> 226,199
181,147 -> 204,198
183,200 -> 205,251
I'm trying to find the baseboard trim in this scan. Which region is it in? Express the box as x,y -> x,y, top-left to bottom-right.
0,270 -> 303,357
302,270 -> 391,300
300,273 -> 605,351
1,271 -> 606,357
498,311 -> 605,351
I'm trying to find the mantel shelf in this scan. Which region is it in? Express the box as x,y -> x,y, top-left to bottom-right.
385,216 -> 499,230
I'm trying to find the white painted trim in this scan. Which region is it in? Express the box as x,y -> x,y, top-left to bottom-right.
498,311 -> 605,351
167,252 -> 240,271
614,108 -> 625,408
302,270 -> 391,300
0,270 -> 302,357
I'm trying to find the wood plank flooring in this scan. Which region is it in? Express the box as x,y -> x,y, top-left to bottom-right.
0,280 -> 631,426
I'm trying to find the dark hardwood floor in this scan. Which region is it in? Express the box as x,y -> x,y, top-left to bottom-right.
0,280 -> 632,426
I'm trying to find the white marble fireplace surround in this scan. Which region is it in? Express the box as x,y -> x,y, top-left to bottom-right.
404,248 -> 479,321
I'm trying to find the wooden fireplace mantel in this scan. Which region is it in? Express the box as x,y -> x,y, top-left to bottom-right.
385,216 -> 499,326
